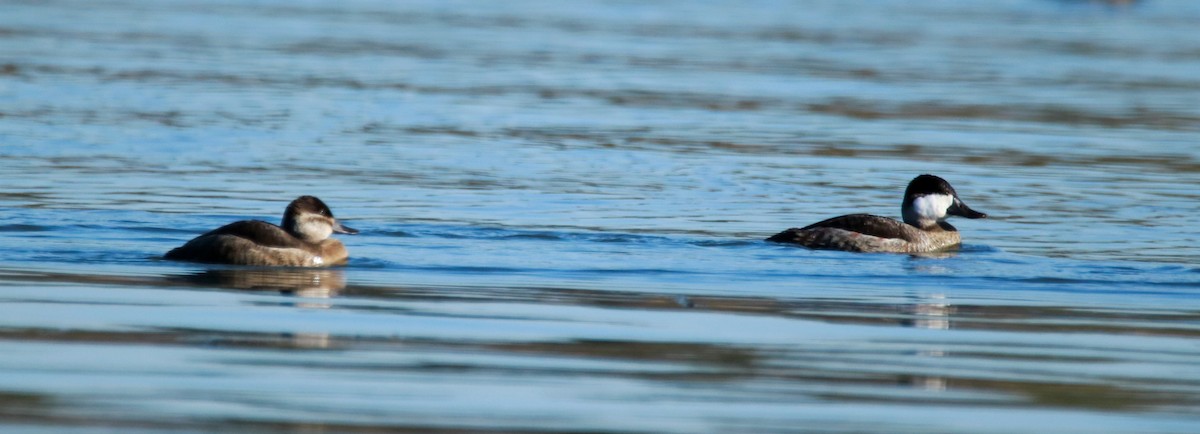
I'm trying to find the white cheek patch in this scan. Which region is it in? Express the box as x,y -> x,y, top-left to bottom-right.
912,194 -> 954,220
312,256 -> 324,266
297,217 -> 333,241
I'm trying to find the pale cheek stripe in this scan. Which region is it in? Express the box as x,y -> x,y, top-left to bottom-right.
913,194 -> 953,219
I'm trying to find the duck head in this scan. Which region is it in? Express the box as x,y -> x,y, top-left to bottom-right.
281,196 -> 358,243
900,174 -> 987,229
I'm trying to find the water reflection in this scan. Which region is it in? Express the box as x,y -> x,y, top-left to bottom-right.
171,269 -> 343,348
0,0 -> 1196,428
904,292 -> 952,392
174,268 -> 345,299
906,251 -> 958,262
905,293 -> 953,331
285,332 -> 334,349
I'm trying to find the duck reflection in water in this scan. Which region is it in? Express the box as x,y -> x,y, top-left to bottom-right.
174,268 -> 346,300
899,291 -> 953,392
172,268 -> 342,348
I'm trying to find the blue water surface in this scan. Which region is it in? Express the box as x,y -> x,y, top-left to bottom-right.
1,0 -> 1200,432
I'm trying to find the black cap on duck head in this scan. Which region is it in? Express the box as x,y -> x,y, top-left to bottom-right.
903,175 -> 956,203
285,196 -> 334,218
282,196 -> 358,239
901,174 -> 987,227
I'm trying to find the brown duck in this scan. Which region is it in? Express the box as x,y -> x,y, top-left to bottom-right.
165,196 -> 358,267
767,174 -> 987,253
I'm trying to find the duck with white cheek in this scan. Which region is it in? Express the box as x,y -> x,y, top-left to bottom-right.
165,196 -> 358,267
767,174 -> 987,253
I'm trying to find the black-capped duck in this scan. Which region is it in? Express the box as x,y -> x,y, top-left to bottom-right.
165,196 -> 358,267
766,174 -> 987,253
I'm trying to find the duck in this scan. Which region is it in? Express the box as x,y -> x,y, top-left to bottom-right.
165,196 -> 358,267
766,174 -> 987,253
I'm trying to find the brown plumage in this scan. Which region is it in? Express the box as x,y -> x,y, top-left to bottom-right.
767,175 -> 987,253
165,196 -> 358,267
766,214 -> 961,253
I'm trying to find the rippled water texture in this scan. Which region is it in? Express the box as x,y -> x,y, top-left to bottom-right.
2,0 -> 1200,432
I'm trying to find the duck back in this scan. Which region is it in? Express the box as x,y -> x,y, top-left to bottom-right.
767,214 -> 960,253
165,220 -> 347,266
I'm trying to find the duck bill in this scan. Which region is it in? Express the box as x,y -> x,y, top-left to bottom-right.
333,221 -> 359,234
949,198 -> 987,219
